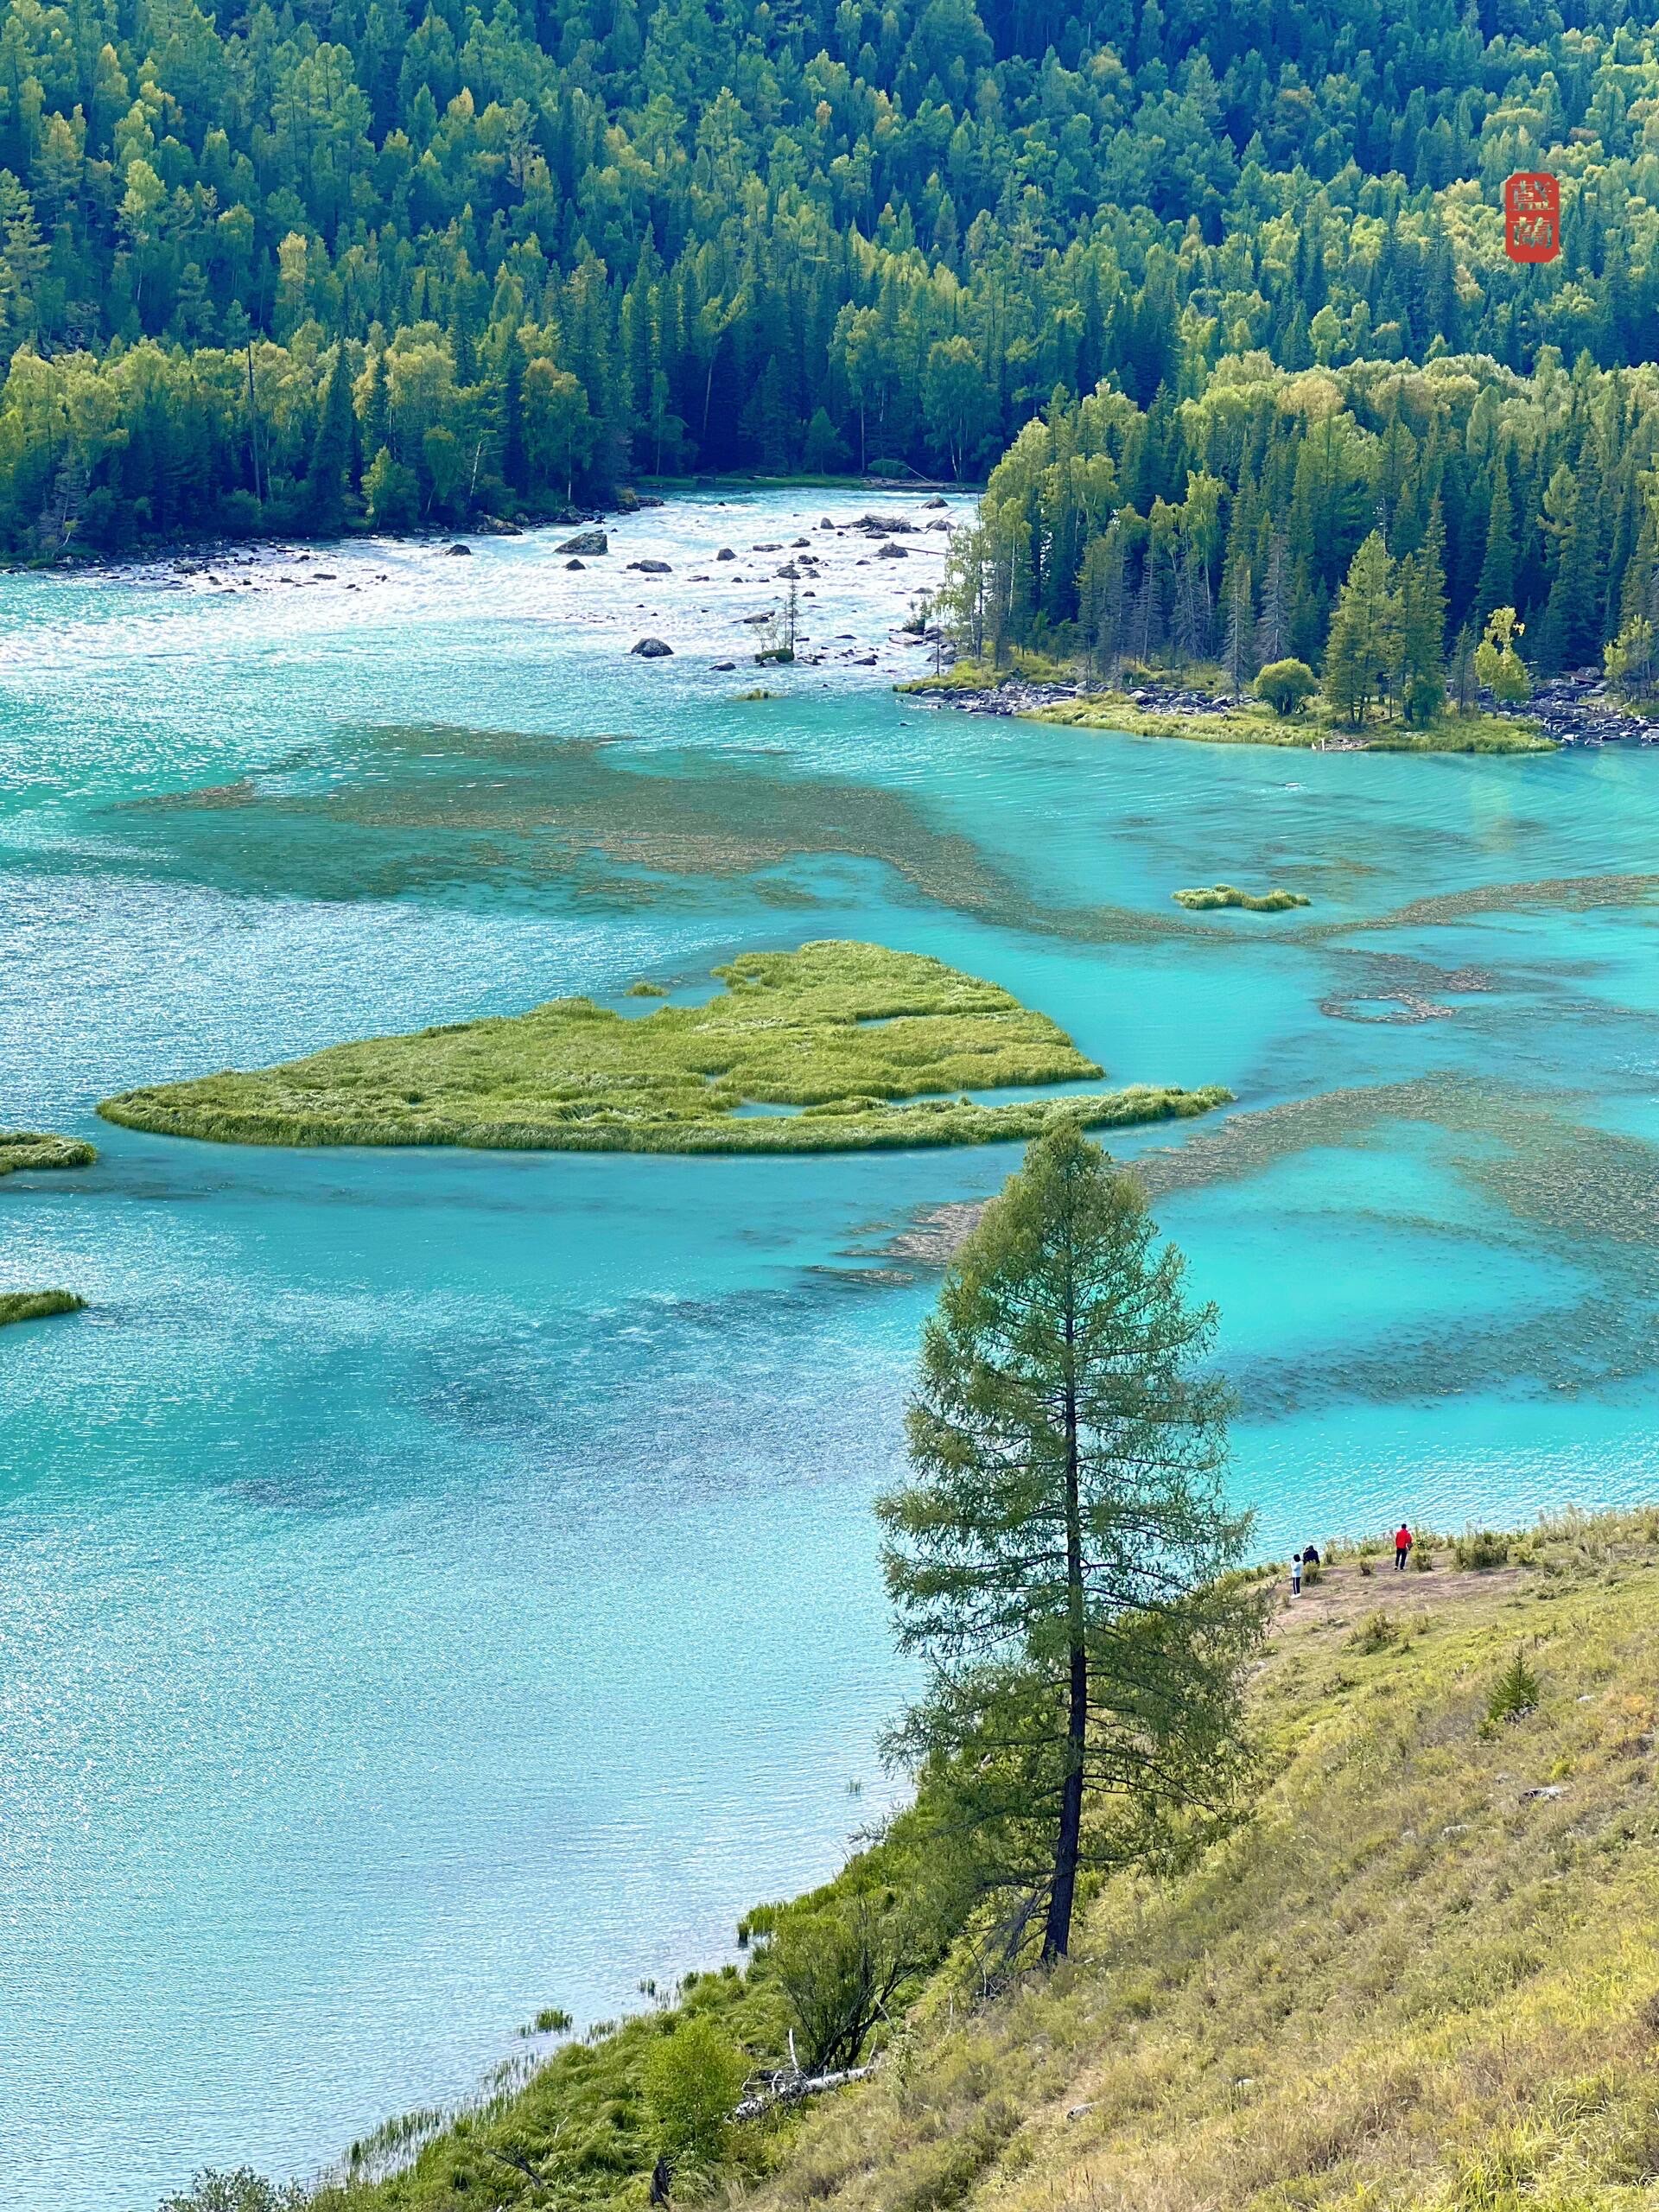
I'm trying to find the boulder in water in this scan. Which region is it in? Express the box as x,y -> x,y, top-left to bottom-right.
628,558 -> 672,574
557,530 -> 608,555
716,547 -> 737,561
565,558 -> 585,569
631,636 -> 674,658
876,541 -> 908,559
443,542 -> 472,556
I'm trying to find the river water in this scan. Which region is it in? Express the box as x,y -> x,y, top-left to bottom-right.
2,488 -> 1656,2211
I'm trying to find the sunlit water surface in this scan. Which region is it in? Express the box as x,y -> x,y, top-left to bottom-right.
2,490 -> 1656,2211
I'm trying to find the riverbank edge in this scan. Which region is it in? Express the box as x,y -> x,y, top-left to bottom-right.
264,1503 -> 1659,2212
899,669 -> 1556,753
9,474 -> 974,575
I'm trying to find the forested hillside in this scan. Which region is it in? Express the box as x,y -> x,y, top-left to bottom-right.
942,348 -> 1659,698
6,0 -> 1659,553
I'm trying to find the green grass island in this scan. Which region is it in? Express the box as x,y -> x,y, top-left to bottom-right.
1173,884 -> 1312,912
0,1135 -> 96,1330
0,1130 -> 99,1175
97,941 -> 1230,1156
0,1288 -> 86,1330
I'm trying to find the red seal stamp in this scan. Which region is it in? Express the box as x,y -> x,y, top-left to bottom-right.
1504,172 -> 1560,264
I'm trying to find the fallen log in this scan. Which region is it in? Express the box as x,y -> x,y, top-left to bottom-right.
734,2061 -> 875,2121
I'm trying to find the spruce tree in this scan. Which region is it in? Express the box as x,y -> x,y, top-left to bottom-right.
303,346 -> 356,532
1475,454 -> 1517,619
1221,551 -> 1255,693
1323,531 -> 1401,725
360,347 -> 390,467
1396,502 -> 1448,721
879,1121 -> 1265,1966
1255,531 -> 1291,665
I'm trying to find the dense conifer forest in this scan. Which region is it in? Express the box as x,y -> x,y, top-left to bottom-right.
6,0 -> 1659,683
943,347 -> 1659,702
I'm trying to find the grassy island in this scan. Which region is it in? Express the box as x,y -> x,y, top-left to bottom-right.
0,1289 -> 86,1329
0,1136 -> 94,1330
98,942 -> 1230,1156
0,1131 -> 98,1175
186,1508 -> 1659,2212
1173,884 -> 1312,912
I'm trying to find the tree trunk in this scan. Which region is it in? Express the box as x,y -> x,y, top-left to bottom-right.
1043,1267 -> 1086,1964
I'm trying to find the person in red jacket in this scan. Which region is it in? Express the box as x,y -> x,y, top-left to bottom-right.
1395,1522 -> 1413,1571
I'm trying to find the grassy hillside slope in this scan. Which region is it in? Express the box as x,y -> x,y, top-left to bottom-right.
306,1510 -> 1659,2212
754,1511 -> 1659,2212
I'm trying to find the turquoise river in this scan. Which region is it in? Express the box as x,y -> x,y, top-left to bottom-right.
2,488 -> 1656,2211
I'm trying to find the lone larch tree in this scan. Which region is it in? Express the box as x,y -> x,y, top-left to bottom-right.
879,1118 -> 1267,1964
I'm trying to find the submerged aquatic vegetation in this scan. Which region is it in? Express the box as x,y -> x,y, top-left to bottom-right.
0,1131 -> 98,1175
0,1289 -> 85,1329
1172,884 -> 1312,912
99,940 -> 1230,1156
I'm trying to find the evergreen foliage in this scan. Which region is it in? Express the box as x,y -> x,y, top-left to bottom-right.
944,344 -> 1659,690
878,1121 -> 1268,1964
9,0 -> 1659,564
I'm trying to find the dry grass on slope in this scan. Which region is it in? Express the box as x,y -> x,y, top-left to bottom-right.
746,1511 -> 1659,2212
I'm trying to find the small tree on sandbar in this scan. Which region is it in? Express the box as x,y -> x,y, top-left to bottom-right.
877,1120 -> 1267,1966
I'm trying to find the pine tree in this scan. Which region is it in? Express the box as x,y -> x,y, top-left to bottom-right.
1079,520 -> 1128,681
1540,444 -> 1606,671
878,1121 -> 1265,1965
1323,531 -> 1402,726
360,347 -> 390,465
1475,452 -> 1517,620
303,345 -> 356,531
1448,620 -> 1478,714
1255,531 -> 1291,664
1396,501 -> 1447,722
1221,551 -> 1255,694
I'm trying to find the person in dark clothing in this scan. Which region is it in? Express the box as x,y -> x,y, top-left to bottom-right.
1395,1522 -> 1413,1570
1302,1544 -> 1320,1568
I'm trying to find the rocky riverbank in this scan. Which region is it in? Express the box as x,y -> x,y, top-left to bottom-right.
912,666 -> 1659,751
1516,670 -> 1659,746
